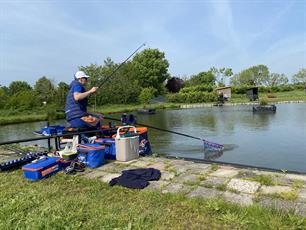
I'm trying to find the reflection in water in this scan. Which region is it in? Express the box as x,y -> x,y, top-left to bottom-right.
203,144 -> 238,160
204,150 -> 224,160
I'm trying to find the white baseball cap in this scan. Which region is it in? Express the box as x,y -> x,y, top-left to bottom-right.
75,71 -> 90,79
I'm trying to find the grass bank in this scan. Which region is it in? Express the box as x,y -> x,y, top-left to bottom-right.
230,90 -> 306,103
0,170 -> 305,229
0,103 -> 179,126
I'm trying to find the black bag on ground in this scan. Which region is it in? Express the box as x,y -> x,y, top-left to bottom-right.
109,168 -> 161,189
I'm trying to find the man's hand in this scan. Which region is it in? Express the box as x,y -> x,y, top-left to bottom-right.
90,87 -> 98,94
74,87 -> 99,101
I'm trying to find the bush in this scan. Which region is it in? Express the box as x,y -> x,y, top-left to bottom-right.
259,98 -> 268,105
267,93 -> 277,98
138,87 -> 157,104
5,91 -> 39,111
231,85 -> 253,94
180,84 -> 214,93
166,92 -> 217,103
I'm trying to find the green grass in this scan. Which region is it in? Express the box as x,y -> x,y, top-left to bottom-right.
268,191 -> 299,201
95,103 -> 180,114
246,175 -> 275,186
230,90 -> 306,103
210,163 -> 219,171
1,171 -> 305,229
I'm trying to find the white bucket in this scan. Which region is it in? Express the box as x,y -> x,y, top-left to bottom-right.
115,126 -> 139,162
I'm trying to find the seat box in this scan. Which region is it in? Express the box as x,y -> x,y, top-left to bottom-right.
77,144 -> 105,168
22,156 -> 62,181
95,138 -> 116,160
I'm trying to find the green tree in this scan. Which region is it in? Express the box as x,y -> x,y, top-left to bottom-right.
186,71 -> 216,86
292,68 -> 306,85
34,76 -> 55,104
210,67 -> 233,87
132,48 -> 170,93
54,82 -> 69,107
6,91 -> 37,110
8,81 -> 32,95
230,65 -> 269,86
0,87 -> 8,108
80,59 -> 141,105
266,73 -> 288,86
138,87 -> 158,104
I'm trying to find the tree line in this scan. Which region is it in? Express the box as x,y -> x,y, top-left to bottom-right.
0,48 -> 305,111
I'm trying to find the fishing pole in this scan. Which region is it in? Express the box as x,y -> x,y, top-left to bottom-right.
97,43 -> 146,88
102,115 -> 224,151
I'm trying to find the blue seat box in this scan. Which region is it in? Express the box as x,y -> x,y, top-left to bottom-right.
77,144 -> 105,168
22,156 -> 62,181
37,125 -> 65,136
95,138 -> 116,160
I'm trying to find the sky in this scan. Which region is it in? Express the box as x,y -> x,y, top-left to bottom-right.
0,0 -> 305,87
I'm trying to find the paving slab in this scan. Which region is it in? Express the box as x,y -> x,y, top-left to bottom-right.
173,174 -> 200,185
97,163 -> 124,173
296,202 -> 306,217
187,187 -> 223,199
148,162 -> 167,171
99,173 -> 121,183
227,179 -> 260,194
210,168 -> 239,178
160,172 -> 176,181
285,174 -> 306,182
84,170 -> 108,179
145,181 -> 169,191
129,160 -> 152,168
260,185 -> 293,194
271,176 -> 293,186
235,170 -> 258,179
253,170 -> 284,178
115,159 -> 138,165
170,159 -> 194,166
168,165 -> 190,174
201,177 -> 228,188
149,157 -> 172,164
188,164 -> 211,175
222,191 -> 254,207
258,196 -> 306,217
298,188 -> 306,203
161,183 -> 192,194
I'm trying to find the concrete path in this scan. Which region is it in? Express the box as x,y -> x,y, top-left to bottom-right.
1,149 -> 305,217
81,156 -> 306,217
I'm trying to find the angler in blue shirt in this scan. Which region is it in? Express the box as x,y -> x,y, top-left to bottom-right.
65,71 -> 101,129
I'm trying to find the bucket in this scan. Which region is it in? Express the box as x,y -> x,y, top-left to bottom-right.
115,126 -> 139,162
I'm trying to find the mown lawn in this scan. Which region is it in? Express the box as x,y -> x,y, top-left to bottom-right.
0,170 -> 305,229
230,90 -> 306,103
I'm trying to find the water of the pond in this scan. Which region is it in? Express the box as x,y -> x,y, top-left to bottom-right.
0,103 -> 305,173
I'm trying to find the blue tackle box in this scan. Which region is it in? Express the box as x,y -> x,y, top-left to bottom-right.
95,138 -> 116,160
77,144 -> 105,168
34,125 -> 65,136
22,156 -> 62,181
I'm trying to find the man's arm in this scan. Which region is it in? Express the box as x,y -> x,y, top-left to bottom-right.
74,87 -> 98,101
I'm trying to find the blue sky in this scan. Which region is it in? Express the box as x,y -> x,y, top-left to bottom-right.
0,0 -> 305,87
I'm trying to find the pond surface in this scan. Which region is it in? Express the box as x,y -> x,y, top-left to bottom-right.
0,103 -> 305,173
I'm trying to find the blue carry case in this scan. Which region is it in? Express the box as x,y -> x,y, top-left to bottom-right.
77,144 -> 105,168
95,138 -> 116,160
34,125 -> 65,136
22,156 -> 62,181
